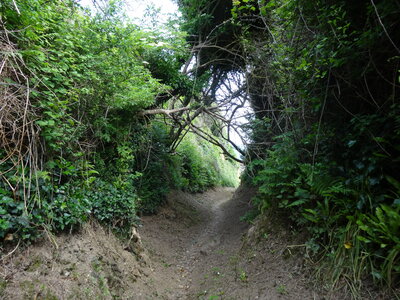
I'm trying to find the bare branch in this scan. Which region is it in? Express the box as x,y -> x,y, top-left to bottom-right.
189,123 -> 244,164
370,0 -> 400,54
139,106 -> 191,117
12,0 -> 21,15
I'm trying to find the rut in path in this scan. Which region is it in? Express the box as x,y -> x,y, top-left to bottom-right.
177,188 -> 249,298
140,187 -> 320,300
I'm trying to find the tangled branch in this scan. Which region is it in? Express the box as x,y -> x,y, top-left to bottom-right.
0,19 -> 40,205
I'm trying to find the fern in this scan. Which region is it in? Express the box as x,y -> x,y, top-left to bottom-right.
357,204 -> 400,286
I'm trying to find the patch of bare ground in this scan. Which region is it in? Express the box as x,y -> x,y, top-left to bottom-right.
140,186 -> 324,299
5,185 -> 390,299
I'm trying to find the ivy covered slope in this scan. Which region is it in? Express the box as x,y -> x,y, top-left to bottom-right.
178,0 -> 400,295
0,0 -> 239,243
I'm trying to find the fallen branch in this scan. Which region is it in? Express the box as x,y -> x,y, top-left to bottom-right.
139,106 -> 191,117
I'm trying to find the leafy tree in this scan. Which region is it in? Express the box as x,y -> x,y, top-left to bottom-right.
0,0 -> 239,241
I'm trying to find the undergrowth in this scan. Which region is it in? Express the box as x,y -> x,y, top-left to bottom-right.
228,0 -> 400,295
245,108 -> 400,292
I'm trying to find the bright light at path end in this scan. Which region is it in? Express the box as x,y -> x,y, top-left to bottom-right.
129,0 -> 178,17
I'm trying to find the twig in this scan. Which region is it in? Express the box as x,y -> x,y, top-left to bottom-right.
12,0 -> 21,15
0,240 -> 20,260
370,0 -> 400,54
311,68 -> 331,181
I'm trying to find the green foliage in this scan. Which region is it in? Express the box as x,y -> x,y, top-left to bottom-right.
176,131 -> 239,192
0,182 -> 91,241
1,0 -> 237,243
246,111 -> 400,288
87,180 -> 138,233
0,174 -> 140,239
357,205 -> 400,286
247,108 -> 400,286
225,0 -> 400,293
178,134 -> 218,192
177,0 -> 244,75
239,209 -> 259,224
134,122 -> 239,213
134,123 -> 172,213
39,185 -> 92,232
0,193 -> 31,240
2,0 -> 166,152
248,132 -> 299,212
232,0 -> 262,19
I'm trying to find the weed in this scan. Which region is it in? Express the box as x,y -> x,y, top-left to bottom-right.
240,210 -> 259,224
229,255 -> 239,265
26,256 -> 43,272
90,258 -> 111,297
239,270 -> 248,282
0,279 -> 7,294
276,284 -> 287,295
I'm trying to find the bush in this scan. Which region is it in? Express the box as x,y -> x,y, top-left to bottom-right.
88,180 -> 138,233
133,122 -> 239,213
247,110 -> 400,287
0,182 -> 91,241
176,132 -> 239,192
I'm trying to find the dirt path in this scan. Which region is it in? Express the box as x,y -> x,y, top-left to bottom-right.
140,186 -> 320,299
0,186 -> 322,299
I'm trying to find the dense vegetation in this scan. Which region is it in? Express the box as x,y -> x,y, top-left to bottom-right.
1,0 -> 399,297
0,0 -> 238,241
177,0 -> 400,296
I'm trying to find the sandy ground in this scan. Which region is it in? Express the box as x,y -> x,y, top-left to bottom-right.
1,186 -> 327,299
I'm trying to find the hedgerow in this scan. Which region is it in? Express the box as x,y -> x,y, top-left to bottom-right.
0,0 -> 239,241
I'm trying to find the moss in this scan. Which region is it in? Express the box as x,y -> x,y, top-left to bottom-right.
26,256 -> 43,272
19,280 -> 59,299
20,280 -> 36,295
90,258 -> 112,297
